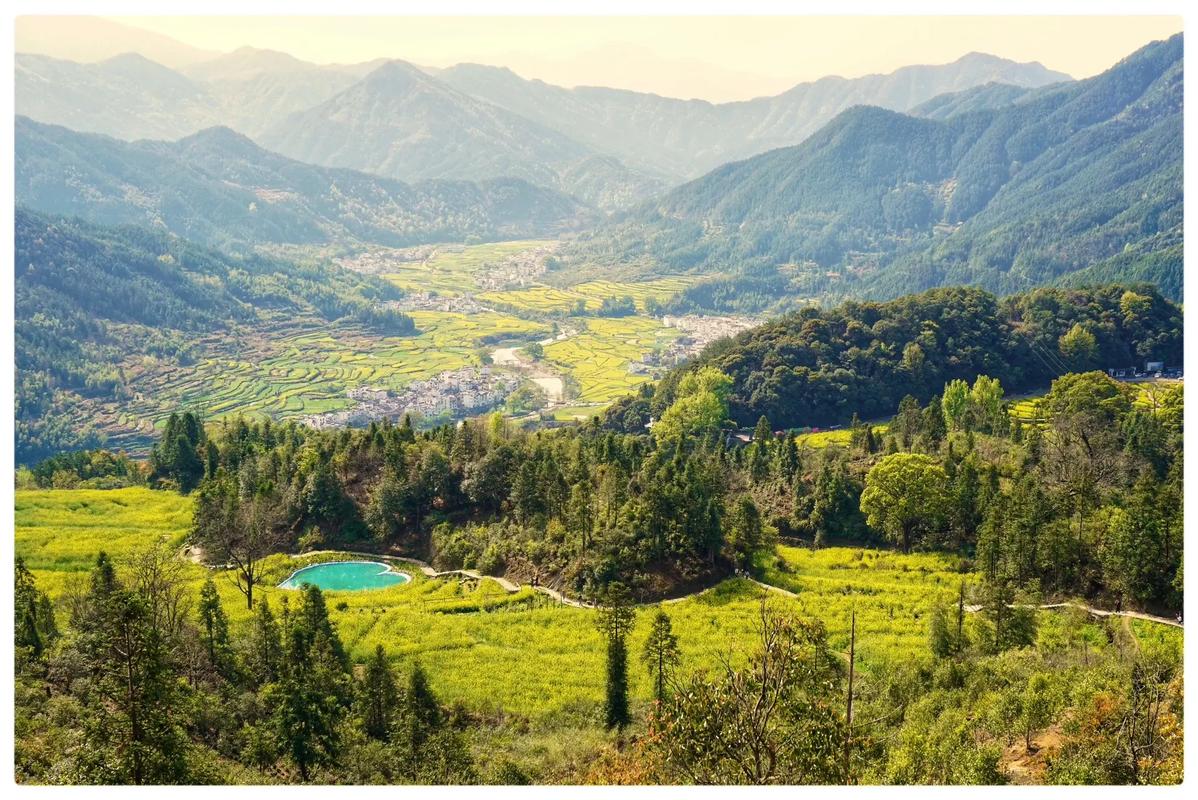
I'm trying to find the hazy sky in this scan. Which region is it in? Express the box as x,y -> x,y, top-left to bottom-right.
28,15 -> 1188,101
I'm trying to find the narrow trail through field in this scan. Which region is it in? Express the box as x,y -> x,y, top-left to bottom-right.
962,601 -> 1182,628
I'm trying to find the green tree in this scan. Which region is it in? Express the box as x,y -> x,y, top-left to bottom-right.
71,554 -> 190,784
245,597 -> 283,688
970,375 -> 1007,435
641,609 -> 681,704
859,454 -> 950,552
653,367 -> 733,443
268,586 -> 351,781
1058,323 -> 1098,368
596,587 -> 636,731
650,605 -> 846,784
197,575 -> 234,681
724,496 -> 774,570
358,645 -> 398,741
1020,673 -> 1055,752
942,379 -> 971,431
1042,371 -> 1135,425
14,556 -> 57,659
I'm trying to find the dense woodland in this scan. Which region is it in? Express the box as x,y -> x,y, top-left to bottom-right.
610,284 -> 1181,430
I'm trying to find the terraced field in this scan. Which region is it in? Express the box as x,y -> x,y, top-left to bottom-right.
544,317 -> 680,405
72,240 -> 711,451
87,312 -> 549,443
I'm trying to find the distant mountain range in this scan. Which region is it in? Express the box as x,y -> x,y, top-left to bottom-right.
438,52 -> 1069,179
16,47 -> 1069,209
566,33 -> 1182,303
16,117 -> 588,250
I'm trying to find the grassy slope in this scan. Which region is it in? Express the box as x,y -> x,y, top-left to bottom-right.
22,487 -> 1179,729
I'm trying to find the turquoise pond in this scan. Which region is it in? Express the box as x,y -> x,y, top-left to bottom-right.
279,561 -> 411,591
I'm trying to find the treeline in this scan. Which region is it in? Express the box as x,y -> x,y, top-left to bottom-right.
182,401 -> 741,601
607,284 -> 1181,431
14,210 -> 415,464
15,554 -> 475,784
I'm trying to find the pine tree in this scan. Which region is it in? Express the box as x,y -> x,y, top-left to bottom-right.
641,609 -> 680,704
268,586 -> 351,781
596,587 -> 636,731
197,576 -> 234,680
15,557 -> 56,658
246,597 -> 282,687
359,645 -> 398,741
72,555 -> 190,784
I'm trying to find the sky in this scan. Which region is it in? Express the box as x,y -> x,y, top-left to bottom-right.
18,15 -> 1185,101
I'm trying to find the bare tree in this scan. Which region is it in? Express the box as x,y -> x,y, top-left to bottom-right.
192,475 -> 284,609
651,600 -> 846,784
126,538 -> 192,645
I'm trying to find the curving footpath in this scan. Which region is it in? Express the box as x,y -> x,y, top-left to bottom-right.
284,551 -> 1180,625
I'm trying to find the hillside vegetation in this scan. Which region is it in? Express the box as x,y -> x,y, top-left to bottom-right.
607,284 -> 1181,431
566,34 -> 1182,307
14,210 -> 413,463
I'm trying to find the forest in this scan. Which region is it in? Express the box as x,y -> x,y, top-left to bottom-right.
610,283 -> 1182,430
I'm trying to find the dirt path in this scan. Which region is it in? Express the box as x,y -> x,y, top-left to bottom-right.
283,551 -> 1181,626
962,601 -> 1182,629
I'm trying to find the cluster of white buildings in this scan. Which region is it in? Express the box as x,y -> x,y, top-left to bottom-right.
302,368 -> 521,430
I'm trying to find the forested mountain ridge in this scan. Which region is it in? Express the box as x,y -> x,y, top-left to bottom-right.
565,34 -> 1182,306
606,284 -> 1182,432
15,116 -> 588,252
14,209 -> 412,463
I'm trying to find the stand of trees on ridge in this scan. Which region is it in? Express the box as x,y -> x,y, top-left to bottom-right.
607,284 -> 1181,432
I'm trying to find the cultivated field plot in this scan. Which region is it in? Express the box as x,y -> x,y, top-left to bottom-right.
794,423 -> 890,449
761,546 -> 974,657
545,316 -> 680,405
479,276 -> 696,314
381,240 -> 554,295
1007,377 -> 1178,428
15,488 -> 1179,724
